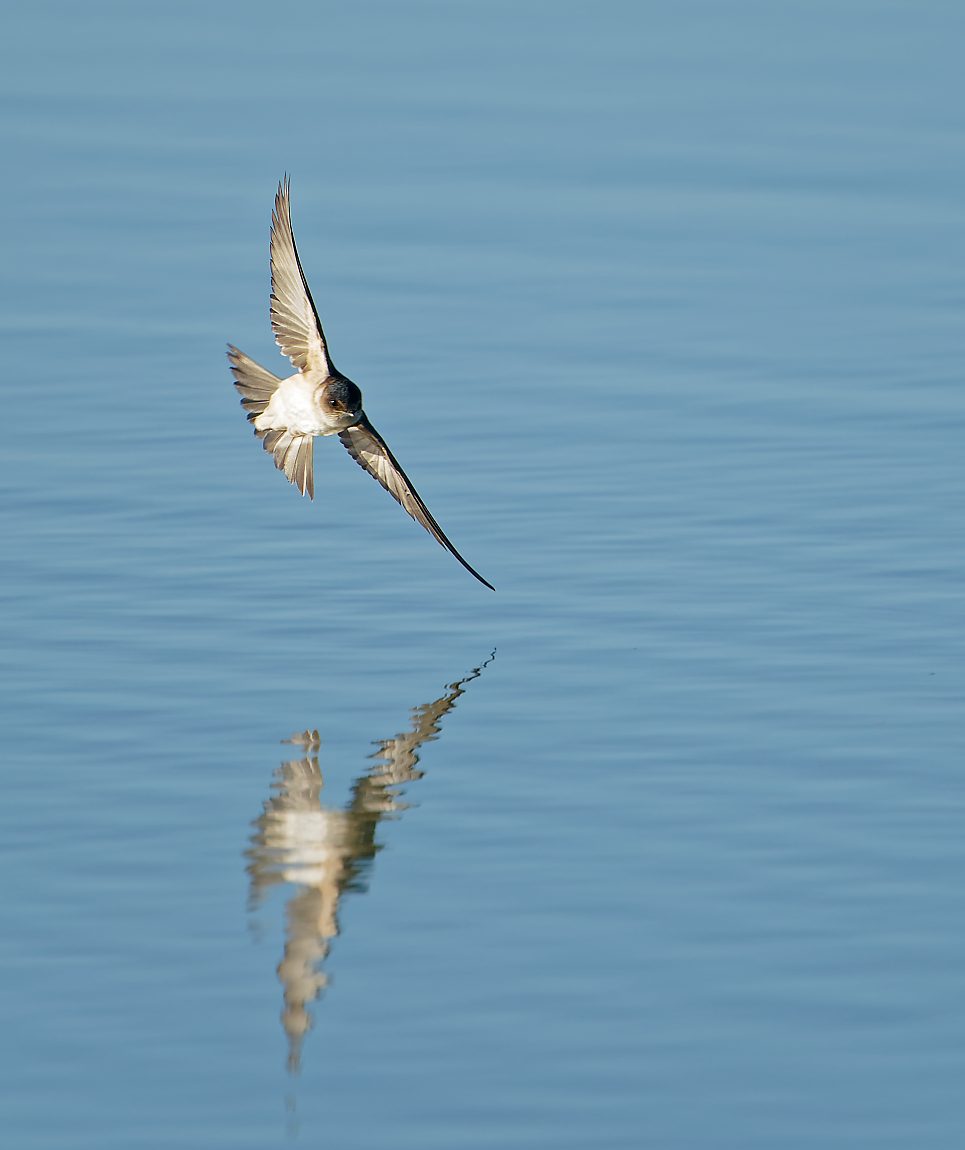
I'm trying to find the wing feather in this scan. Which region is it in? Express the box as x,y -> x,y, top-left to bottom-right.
339,416 -> 493,590
270,177 -> 334,377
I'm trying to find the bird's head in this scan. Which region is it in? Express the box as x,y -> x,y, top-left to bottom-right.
326,376 -> 363,418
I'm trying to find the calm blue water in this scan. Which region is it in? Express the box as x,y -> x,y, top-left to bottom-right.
2,1 -> 965,1146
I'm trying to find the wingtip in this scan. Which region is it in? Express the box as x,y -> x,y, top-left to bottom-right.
444,549 -> 496,591
272,175 -> 290,229
456,551 -> 495,591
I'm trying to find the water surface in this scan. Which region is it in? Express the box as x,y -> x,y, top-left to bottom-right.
2,2 -> 965,1147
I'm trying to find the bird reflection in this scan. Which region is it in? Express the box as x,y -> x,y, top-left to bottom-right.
245,653 -> 494,1073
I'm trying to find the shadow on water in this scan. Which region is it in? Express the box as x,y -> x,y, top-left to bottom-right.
244,652 -> 495,1075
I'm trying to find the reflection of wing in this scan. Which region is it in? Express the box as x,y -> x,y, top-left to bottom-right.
359,655 -> 495,799
339,416 -> 495,591
270,177 -> 334,376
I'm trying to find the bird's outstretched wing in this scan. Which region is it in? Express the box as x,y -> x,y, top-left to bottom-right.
338,417 -> 494,590
270,176 -> 334,376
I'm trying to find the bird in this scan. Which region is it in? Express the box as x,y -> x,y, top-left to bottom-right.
228,177 -> 494,591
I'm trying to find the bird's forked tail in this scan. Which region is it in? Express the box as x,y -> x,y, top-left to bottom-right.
227,344 -> 315,498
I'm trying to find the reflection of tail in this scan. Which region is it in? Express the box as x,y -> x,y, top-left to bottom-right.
227,344 -> 315,498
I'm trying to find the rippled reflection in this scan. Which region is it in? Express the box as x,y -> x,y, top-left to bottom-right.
245,653 -> 494,1072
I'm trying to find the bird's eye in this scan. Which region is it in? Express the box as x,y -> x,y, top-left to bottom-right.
329,378 -> 362,412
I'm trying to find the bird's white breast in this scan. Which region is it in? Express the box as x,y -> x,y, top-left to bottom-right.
254,373 -> 341,436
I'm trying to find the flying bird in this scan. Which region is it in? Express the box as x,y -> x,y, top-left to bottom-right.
228,177 -> 494,590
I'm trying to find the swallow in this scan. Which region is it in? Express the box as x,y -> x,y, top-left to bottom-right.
228,177 -> 494,591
